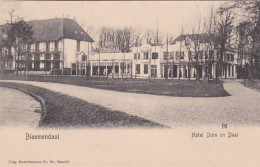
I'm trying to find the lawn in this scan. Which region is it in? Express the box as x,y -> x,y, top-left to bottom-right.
0,73 -> 230,97
241,80 -> 260,92
0,82 -> 165,128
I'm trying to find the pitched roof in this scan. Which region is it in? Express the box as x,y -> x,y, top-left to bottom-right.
27,18 -> 64,42
0,18 -> 94,44
171,33 -> 210,44
62,18 -> 94,42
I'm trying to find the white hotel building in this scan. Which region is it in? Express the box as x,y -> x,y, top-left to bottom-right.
0,18 -> 94,75
82,35 -> 239,80
0,18 -> 239,79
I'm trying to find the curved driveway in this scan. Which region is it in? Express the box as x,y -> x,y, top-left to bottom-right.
1,80 -> 260,127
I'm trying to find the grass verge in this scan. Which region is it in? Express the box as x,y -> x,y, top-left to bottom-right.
0,82 -> 165,128
240,80 -> 260,92
0,74 -> 230,97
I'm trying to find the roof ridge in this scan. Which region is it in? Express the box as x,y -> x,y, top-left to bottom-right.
1,17 -> 94,43
26,17 -> 63,23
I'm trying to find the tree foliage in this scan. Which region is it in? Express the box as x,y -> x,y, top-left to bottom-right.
219,0 -> 260,80
3,19 -> 34,75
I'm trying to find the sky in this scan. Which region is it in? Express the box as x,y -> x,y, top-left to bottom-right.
0,1 -> 225,41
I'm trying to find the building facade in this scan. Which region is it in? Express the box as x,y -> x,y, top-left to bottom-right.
77,35 -> 239,80
1,20 -> 241,79
0,18 -> 94,75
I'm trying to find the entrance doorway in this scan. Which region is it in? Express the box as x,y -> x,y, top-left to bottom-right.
151,65 -> 157,78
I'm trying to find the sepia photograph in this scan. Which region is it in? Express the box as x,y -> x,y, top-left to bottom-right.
0,1 -> 259,166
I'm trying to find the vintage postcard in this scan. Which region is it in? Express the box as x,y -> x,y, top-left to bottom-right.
0,1 -> 260,167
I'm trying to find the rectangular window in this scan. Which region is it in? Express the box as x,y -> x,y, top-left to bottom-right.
231,54 -> 234,61
227,54 -> 230,61
134,53 -> 140,59
35,42 -> 40,52
40,43 -> 46,52
46,42 -> 50,52
22,45 -> 26,53
55,41 -> 58,51
151,65 -> 157,77
205,52 -> 208,59
176,52 -> 184,60
71,63 -> 76,70
81,54 -> 86,61
152,52 -> 158,59
27,44 -> 31,53
50,42 -> 54,52
50,41 -> 58,52
199,51 -> 203,60
143,52 -> 149,59
223,55 -> 226,61
144,64 -> 148,74
163,52 -> 168,60
209,50 -> 214,59
163,52 -> 174,60
176,52 -> 180,60
77,40 -> 80,52
170,52 -> 174,59
181,52 -> 184,59
31,43 -> 35,52
54,53 -> 60,60
53,61 -> 60,69
34,54 -> 40,61
45,53 -> 51,60
136,64 -> 140,74
151,65 -> 157,69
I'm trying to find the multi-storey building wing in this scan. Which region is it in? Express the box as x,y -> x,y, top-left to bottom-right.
0,18 -> 94,74
1,20 -> 240,79
85,34 -> 239,79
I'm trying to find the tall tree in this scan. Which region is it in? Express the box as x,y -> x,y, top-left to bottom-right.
186,15 -> 206,81
215,10 -> 234,81
98,26 -> 138,53
5,19 -> 34,76
219,0 -> 260,80
203,6 -> 218,82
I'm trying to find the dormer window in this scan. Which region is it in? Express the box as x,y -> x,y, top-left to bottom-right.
80,32 -> 83,34
75,31 -> 78,34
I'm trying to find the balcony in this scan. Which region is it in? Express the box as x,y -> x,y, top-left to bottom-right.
50,47 -> 61,53
53,54 -> 61,60
45,53 -> 52,60
30,48 -> 41,54
34,54 -> 41,61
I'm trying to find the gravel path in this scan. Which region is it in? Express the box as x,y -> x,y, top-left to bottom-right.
1,79 -> 259,128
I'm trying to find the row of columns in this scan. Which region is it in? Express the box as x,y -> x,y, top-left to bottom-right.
74,60 -> 132,77
32,61 -> 61,70
161,64 -> 219,79
220,64 -> 237,78
73,61 -> 238,79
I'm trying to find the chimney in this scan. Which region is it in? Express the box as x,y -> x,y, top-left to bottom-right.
73,17 -> 76,22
